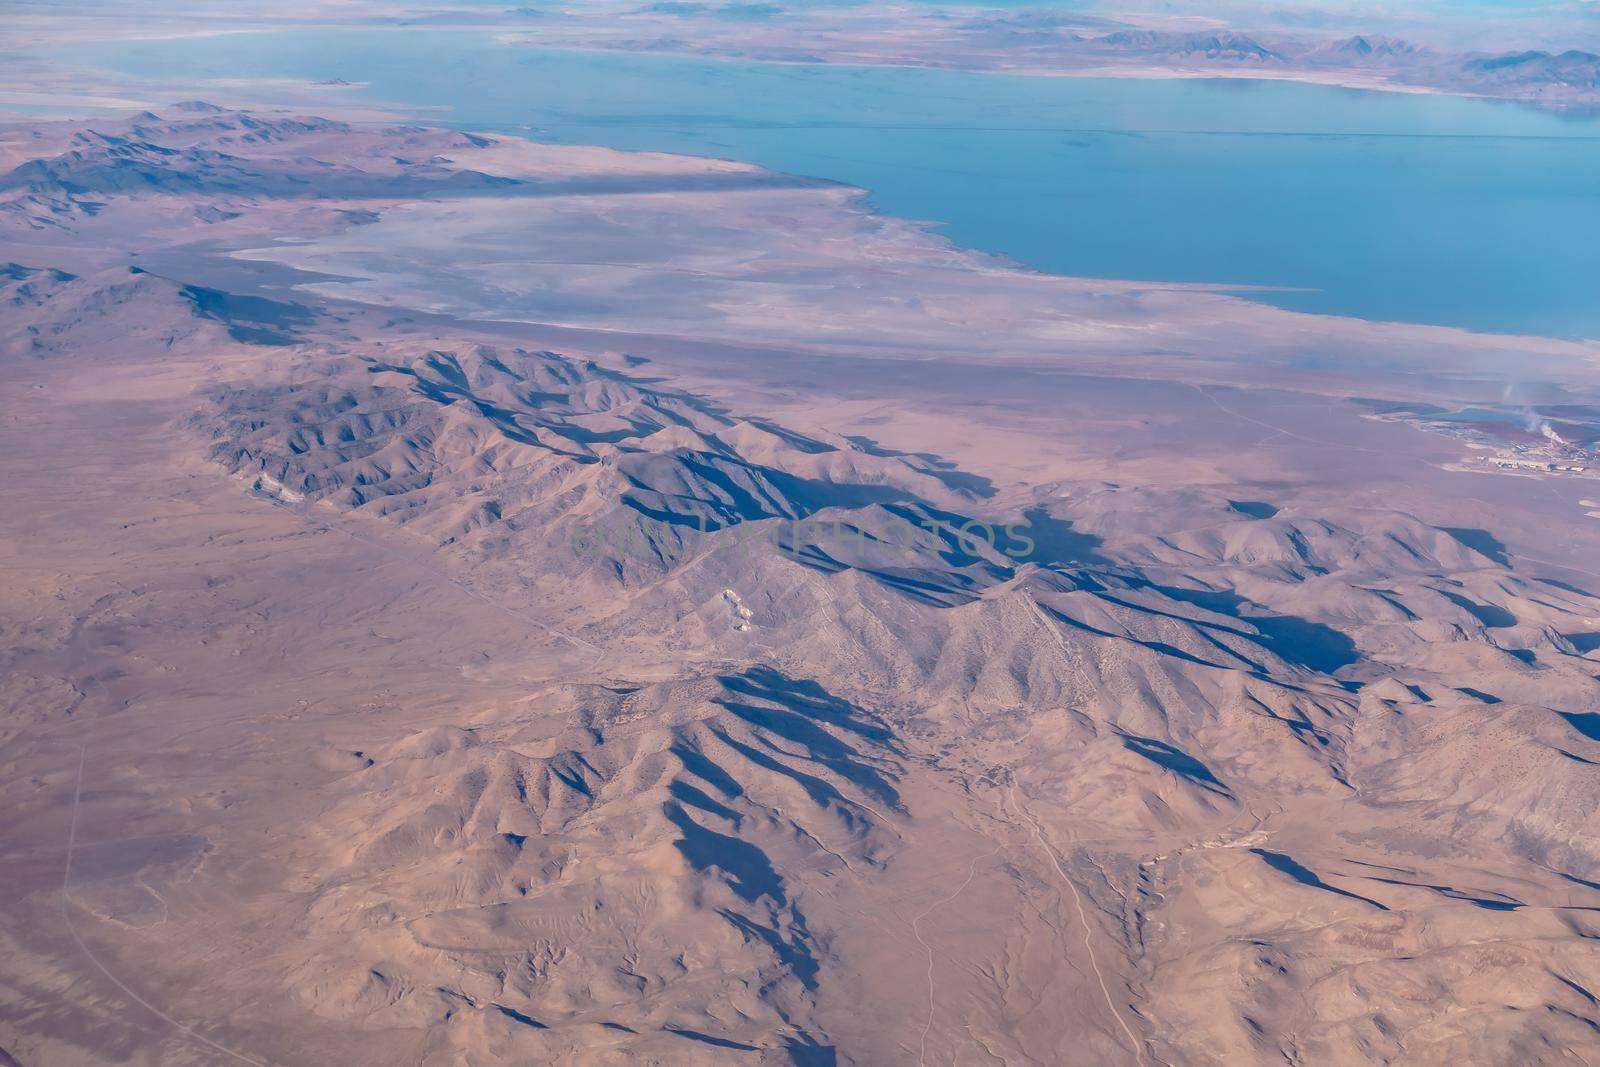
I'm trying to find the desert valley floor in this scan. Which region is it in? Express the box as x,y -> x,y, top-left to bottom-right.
3,104 -> 1600,1066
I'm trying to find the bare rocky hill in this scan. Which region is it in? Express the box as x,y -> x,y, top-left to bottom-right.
3,108 -> 1600,1067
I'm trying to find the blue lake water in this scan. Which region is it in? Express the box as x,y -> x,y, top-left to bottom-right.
68,30 -> 1600,338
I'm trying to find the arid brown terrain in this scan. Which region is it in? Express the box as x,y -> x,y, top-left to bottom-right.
4,106 -> 1600,1066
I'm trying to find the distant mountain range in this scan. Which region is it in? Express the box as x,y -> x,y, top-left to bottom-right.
487,3 -> 1600,107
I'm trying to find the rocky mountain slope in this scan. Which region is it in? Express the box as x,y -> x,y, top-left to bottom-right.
178,316 -> 1600,1063
3,107 -> 1600,1067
